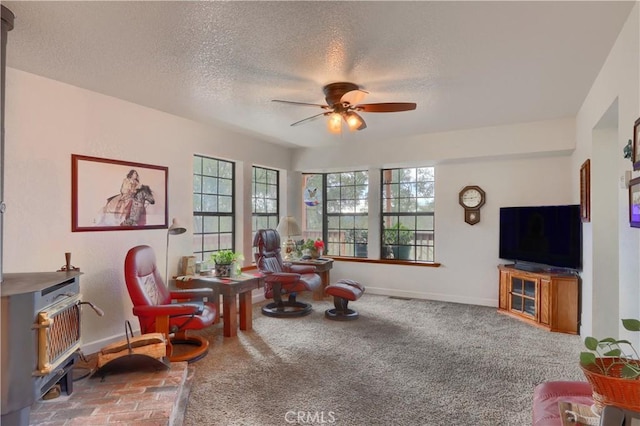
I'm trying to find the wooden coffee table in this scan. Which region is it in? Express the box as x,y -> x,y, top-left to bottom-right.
173,273 -> 263,338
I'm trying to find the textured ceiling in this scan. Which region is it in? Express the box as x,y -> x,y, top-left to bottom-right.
3,1 -> 635,148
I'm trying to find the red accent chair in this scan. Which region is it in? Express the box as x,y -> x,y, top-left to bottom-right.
253,229 -> 321,317
124,245 -> 217,362
532,381 -> 593,426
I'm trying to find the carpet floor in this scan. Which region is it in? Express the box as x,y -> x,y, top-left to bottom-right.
184,294 -> 584,426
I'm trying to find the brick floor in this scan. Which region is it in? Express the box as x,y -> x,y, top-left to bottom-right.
29,358 -> 191,426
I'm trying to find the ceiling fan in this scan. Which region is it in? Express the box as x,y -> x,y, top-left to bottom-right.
272,82 -> 417,133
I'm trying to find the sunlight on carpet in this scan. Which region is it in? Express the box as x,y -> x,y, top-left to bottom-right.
183,294 -> 584,426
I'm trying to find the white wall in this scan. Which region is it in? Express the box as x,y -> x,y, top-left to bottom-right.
593,124 -> 621,338
574,4 -> 640,339
294,119 -> 575,307
294,118 -> 575,171
3,68 -> 292,353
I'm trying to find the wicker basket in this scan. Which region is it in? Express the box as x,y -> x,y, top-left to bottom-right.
580,358 -> 640,413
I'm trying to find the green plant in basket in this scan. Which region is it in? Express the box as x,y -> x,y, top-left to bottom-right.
580,318 -> 640,378
210,250 -> 244,278
210,250 -> 242,265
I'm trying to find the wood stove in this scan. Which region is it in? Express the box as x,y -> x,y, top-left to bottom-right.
1,271 -> 83,425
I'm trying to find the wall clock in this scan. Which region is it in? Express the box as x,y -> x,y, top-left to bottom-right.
458,185 -> 486,225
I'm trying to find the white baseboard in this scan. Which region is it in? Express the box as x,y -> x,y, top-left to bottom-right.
363,286 -> 497,308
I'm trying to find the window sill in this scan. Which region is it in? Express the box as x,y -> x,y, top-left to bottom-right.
329,256 -> 441,267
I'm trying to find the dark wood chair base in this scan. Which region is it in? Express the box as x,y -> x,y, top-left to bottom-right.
325,306 -> 359,321
261,293 -> 313,318
324,279 -> 365,321
169,335 -> 209,363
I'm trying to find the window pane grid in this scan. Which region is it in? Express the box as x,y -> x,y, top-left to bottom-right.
381,167 -> 435,262
324,171 -> 368,258
193,155 -> 235,262
252,166 -> 279,238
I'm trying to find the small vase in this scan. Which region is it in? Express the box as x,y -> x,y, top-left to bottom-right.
215,262 -> 233,278
310,248 -> 321,259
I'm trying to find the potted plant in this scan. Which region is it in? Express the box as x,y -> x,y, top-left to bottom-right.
345,229 -> 368,258
383,222 -> 413,260
301,239 -> 324,259
210,250 -> 243,277
579,318 -> 640,413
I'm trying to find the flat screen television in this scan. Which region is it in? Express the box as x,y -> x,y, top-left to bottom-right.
499,205 -> 582,271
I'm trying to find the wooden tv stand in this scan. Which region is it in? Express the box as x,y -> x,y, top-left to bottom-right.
498,264 -> 580,334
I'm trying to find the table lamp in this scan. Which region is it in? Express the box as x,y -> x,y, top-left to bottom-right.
166,217 -> 187,282
276,216 -> 301,261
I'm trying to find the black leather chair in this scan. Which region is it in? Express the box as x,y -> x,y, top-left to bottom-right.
253,229 -> 321,317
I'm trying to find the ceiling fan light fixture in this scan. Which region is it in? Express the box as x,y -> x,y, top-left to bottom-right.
328,112 -> 342,133
274,82 -> 415,133
344,111 -> 364,131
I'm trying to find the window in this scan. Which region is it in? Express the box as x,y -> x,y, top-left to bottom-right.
251,166 -> 279,236
326,171 -> 368,257
301,174 -> 324,243
193,155 -> 235,262
381,167 -> 435,262
302,171 -> 369,258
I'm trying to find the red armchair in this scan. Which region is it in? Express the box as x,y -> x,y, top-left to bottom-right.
124,245 -> 217,362
253,229 -> 321,317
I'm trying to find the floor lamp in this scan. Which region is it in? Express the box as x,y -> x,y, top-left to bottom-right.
166,217 -> 186,283
276,216 -> 301,261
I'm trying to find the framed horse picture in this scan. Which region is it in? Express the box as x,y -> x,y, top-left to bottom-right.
72,154 -> 168,232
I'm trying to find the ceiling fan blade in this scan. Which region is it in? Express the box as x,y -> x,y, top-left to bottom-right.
272,99 -> 330,109
356,102 -> 417,113
290,112 -> 329,127
340,89 -> 368,106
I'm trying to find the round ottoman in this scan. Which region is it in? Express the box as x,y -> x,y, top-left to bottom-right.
324,279 -> 365,321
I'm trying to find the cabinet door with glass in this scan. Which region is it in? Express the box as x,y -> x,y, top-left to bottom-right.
497,265 -> 579,334
508,276 -> 538,320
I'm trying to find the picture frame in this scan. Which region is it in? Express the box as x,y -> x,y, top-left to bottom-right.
72,154 -> 168,232
630,176 -> 640,228
634,117 -> 640,171
580,159 -> 590,222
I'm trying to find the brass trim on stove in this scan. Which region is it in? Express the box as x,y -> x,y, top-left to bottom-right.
33,294 -> 82,376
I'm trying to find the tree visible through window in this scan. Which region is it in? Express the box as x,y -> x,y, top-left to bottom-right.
326,171 -> 368,257
252,166 -> 279,237
193,155 -> 235,262
302,171 -> 368,258
381,167 -> 435,262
